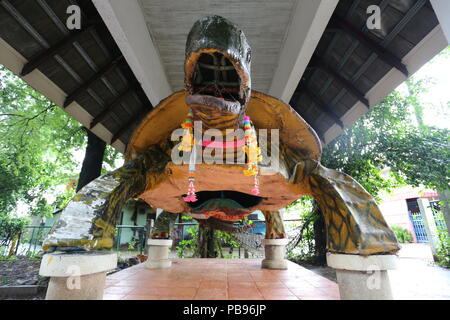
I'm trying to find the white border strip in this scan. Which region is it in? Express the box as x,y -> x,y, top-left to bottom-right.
269,0 -> 339,103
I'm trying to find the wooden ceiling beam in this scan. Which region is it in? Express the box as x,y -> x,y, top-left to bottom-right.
63,55 -> 125,108
310,55 -> 370,108
301,87 -> 344,128
89,84 -> 140,129
111,108 -> 150,145
20,23 -> 96,76
329,16 -> 409,76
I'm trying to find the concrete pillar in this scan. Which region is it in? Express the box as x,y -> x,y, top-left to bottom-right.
145,239 -> 173,269
261,238 -> 288,270
430,0 -> 450,44
39,251 -> 117,300
327,253 -> 397,300
417,198 -> 440,258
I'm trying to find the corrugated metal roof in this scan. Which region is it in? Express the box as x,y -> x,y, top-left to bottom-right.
289,0 -> 439,140
0,0 -> 151,146
0,0 -> 442,149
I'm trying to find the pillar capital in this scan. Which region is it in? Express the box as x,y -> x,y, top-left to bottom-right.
39,251 -> 117,300
39,251 -> 117,277
262,238 -> 289,246
327,253 -> 397,300
147,239 -> 173,246
326,253 -> 397,271
146,239 -> 173,269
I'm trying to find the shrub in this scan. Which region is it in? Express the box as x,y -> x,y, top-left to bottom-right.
433,210 -> 450,268
391,225 -> 413,243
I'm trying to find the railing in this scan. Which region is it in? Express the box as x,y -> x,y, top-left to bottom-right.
114,225 -> 147,255
3,218 -> 304,257
1,225 -> 52,256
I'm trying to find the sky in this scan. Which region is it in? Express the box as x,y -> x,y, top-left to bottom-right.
396,47 -> 450,129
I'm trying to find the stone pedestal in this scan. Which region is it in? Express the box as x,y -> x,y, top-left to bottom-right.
145,239 -> 173,269
327,253 -> 397,300
39,251 -> 117,300
261,238 -> 288,270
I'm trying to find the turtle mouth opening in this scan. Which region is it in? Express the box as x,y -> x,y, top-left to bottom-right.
187,52 -> 243,113
184,190 -> 263,210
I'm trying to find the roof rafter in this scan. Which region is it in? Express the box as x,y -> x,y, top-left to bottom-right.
310,55 -> 370,108
329,16 -> 409,76
63,55 -> 125,108
90,84 -> 140,129
111,108 -> 150,145
300,87 -> 344,128
20,23 -> 96,76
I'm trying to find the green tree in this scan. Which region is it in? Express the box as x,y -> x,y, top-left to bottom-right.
290,75 -> 449,265
0,65 -> 121,217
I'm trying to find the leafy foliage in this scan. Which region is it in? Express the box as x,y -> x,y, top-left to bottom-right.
391,225 -> 413,243
0,214 -> 30,250
0,65 -> 122,216
322,80 -> 449,196
288,73 -> 449,265
175,216 -> 240,258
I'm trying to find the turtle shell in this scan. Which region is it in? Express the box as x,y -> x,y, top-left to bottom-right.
126,90 -> 321,161
126,90 -> 322,214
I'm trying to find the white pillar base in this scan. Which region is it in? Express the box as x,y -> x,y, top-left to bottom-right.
39,251 -> 117,300
327,253 -> 397,300
145,239 -> 173,269
261,238 -> 289,270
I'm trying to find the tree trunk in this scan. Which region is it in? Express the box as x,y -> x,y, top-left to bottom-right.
197,224 -> 217,258
313,208 -> 327,266
76,129 -> 106,192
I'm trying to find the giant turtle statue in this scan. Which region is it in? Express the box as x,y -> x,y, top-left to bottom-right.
43,15 -> 399,256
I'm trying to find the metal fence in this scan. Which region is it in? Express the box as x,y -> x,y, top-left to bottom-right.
114,225 -> 147,254
2,218 -> 304,257
1,225 -> 52,256
408,210 -> 429,243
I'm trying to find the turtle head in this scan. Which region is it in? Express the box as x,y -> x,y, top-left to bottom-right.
184,15 -> 251,129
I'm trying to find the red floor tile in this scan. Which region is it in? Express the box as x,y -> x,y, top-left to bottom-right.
195,288 -> 228,300
103,259 -> 340,301
228,281 -> 257,289
200,280 -> 228,289
255,281 -> 287,288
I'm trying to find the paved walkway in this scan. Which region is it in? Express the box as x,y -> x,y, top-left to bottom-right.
390,243 -> 450,300
103,259 -> 340,300
104,244 -> 450,300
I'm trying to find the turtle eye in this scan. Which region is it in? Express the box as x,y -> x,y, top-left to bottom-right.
246,50 -> 251,63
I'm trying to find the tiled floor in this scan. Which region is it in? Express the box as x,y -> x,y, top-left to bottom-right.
103,259 -> 340,300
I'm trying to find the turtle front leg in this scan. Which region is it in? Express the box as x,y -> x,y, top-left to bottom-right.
261,210 -> 289,269
146,210 -> 177,269
292,160 -> 400,256
150,211 -> 178,239
261,210 -> 286,239
42,145 -> 170,252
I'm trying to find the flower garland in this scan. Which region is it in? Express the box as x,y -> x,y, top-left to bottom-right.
243,116 -> 262,195
179,109 -> 194,152
179,110 -> 263,201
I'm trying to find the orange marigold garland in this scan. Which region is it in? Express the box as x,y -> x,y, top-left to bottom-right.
179,109 -> 194,152
243,116 -> 262,195
179,111 -> 263,200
